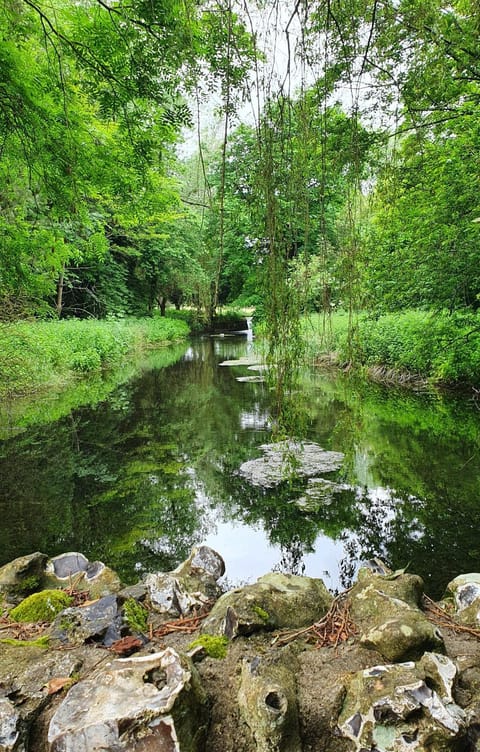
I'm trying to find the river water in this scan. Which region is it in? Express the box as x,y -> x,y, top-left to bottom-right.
1,332 -> 479,598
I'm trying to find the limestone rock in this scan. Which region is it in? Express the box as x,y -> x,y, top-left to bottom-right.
202,572 -> 332,638
444,573 -> 480,626
337,657 -> 466,750
238,650 -> 301,752
145,546 -> 224,617
348,568 -> 443,662
47,648 -> 206,752
238,440 -> 344,489
0,552 -> 48,601
43,552 -> 121,599
0,698 -> 20,751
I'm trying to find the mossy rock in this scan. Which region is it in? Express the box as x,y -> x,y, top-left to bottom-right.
10,590 -> 73,623
188,635 -> 229,659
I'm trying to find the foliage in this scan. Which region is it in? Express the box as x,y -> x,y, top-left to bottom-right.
10,590 -> 73,623
0,636 -> 50,648
0,317 -> 189,397
188,634 -> 229,659
123,598 -> 148,634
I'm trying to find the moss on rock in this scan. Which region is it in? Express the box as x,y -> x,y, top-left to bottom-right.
10,590 -> 73,623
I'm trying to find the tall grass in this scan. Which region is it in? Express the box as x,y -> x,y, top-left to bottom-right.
303,310 -> 480,384
0,316 -> 189,397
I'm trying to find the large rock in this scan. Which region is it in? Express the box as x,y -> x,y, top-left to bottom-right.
348,568 -> 443,662
0,552 -> 48,601
202,572 -> 332,638
47,648 -> 206,752
444,573 -> 480,626
337,656 -> 466,750
51,594 -> 122,646
0,698 -> 20,751
238,650 -> 301,752
145,545 -> 225,618
43,552 -> 121,599
238,441 -> 344,489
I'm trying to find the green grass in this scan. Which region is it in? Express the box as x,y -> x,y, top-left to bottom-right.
0,315 -> 189,398
303,309 -> 480,384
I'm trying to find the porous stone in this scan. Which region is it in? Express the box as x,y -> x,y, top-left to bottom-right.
43,552 -> 121,599
238,440 -> 344,489
238,650 -> 301,752
47,648 -> 206,752
337,657 -> 466,750
202,572 -> 332,638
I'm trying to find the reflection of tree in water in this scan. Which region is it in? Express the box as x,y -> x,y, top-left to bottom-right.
274,537 -> 307,576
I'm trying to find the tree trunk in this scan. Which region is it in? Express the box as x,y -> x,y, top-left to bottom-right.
56,264 -> 65,318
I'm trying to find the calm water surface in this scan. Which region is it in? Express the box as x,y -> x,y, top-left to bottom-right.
1,333 -> 479,598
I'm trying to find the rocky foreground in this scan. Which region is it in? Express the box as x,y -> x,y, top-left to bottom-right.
1,548 -> 480,751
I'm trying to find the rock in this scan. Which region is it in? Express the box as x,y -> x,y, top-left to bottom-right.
0,697 -> 20,751
47,648 -> 207,752
444,573 -> 480,626
238,650 -> 301,752
348,568 -> 443,662
337,657 -> 466,750
202,572 -> 332,638
238,440 -> 344,489
51,594 -> 122,646
292,478 -> 350,511
0,552 -> 48,601
145,546 -> 224,618
43,552 -> 121,599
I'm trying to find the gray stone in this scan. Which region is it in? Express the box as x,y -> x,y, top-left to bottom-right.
0,698 -> 20,751
202,572 -> 332,638
0,552 -> 47,600
444,573 -> 480,626
293,478 -> 350,511
337,658 -> 466,750
146,546 -> 224,617
238,440 -> 344,488
238,651 -> 301,752
51,594 -> 121,646
47,648 -> 206,752
43,552 -> 121,599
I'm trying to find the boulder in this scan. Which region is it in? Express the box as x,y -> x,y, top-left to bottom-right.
202,572 -> 332,638
43,552 -> 121,599
238,440 -> 344,489
47,648 -> 207,752
238,650 -> 301,752
444,573 -> 480,626
348,568 -> 443,662
337,657 -> 466,750
0,552 -> 48,601
145,546 -> 225,618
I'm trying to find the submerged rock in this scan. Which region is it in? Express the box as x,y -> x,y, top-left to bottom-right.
43,552 -> 121,599
238,441 -> 344,489
293,477 -> 350,511
47,648 -> 206,752
337,657 -> 466,750
202,572 -> 332,638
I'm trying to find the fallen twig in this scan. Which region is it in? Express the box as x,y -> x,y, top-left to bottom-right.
272,591 -> 357,649
423,595 -> 480,639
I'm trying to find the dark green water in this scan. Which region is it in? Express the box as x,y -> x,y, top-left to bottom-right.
1,334 -> 479,598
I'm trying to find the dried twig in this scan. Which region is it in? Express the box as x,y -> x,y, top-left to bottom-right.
272,592 -> 357,649
423,595 -> 480,639
152,607 -> 212,639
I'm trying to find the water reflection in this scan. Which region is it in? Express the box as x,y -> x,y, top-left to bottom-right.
0,334 -> 479,597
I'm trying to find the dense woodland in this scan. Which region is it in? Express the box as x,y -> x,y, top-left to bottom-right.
1,0 -> 480,378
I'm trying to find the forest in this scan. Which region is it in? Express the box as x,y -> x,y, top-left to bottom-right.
1,0 -> 480,385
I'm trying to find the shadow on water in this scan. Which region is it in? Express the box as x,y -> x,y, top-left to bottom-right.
0,333 -> 479,598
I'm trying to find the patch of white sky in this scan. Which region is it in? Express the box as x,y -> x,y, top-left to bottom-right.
177,0 -> 399,160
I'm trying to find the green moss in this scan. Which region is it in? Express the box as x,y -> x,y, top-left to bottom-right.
188,634 -> 229,659
123,597 -> 148,633
252,605 -> 270,622
0,635 -> 50,648
10,590 -> 73,623
12,575 -> 41,596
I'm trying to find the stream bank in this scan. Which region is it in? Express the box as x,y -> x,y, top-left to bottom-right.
2,546 -> 480,751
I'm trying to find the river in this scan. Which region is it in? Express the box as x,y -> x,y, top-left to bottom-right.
1,332 -> 479,598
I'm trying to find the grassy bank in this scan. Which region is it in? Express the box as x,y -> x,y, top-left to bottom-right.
0,316 -> 189,398
303,309 -> 480,385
